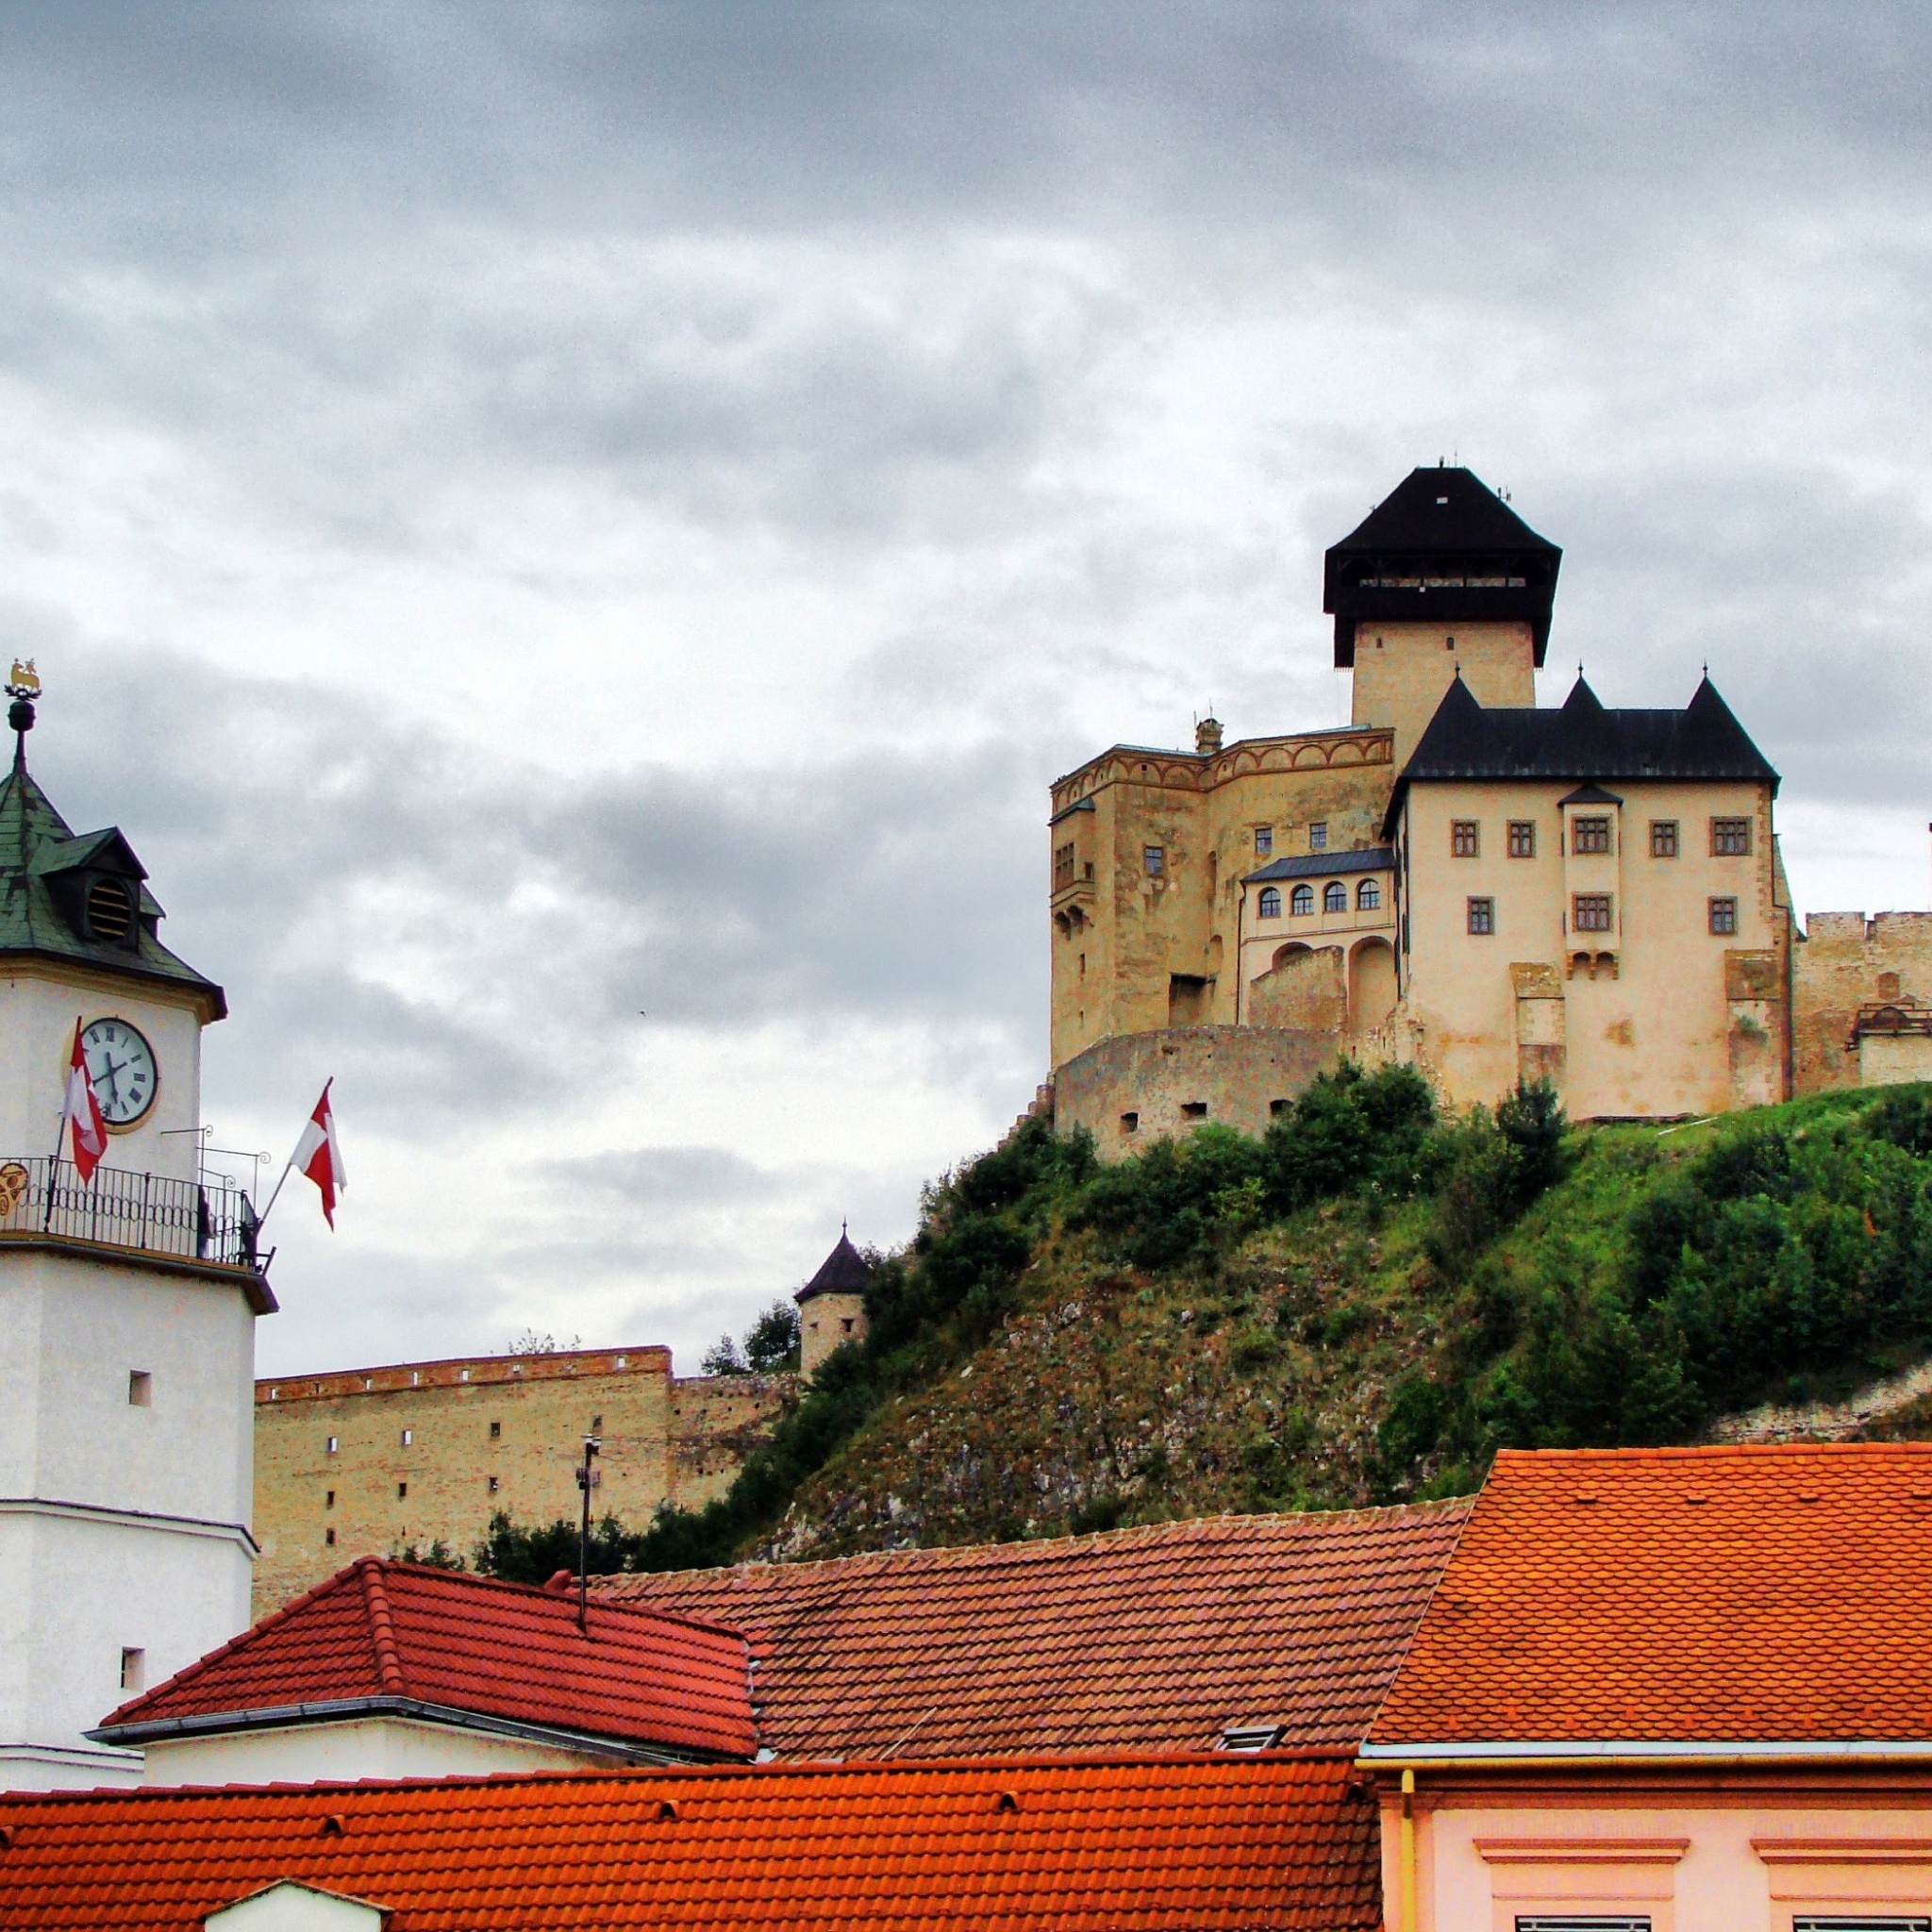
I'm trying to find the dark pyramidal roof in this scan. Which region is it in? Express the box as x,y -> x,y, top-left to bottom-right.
795,1229 -> 870,1305
0,749 -> 224,1016
1382,673 -> 1777,838
1325,465 -> 1562,667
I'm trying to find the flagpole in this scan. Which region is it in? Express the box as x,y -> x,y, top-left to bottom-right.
253,1156 -> 297,1240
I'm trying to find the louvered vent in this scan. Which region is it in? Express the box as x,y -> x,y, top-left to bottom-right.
86,876 -> 133,941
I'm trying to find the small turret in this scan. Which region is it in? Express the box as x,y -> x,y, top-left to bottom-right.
793,1227 -> 870,1377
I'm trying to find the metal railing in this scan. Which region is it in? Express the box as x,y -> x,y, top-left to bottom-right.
0,1156 -> 259,1272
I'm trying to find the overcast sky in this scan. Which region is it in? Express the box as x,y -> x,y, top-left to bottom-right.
3,4 -> 1928,1376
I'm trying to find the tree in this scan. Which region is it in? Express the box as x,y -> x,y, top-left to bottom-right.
743,1300 -> 802,1373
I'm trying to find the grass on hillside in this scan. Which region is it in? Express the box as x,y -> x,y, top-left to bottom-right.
467,1073 -> 1932,1582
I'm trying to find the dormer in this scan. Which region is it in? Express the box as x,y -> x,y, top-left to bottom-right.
29,824 -> 152,956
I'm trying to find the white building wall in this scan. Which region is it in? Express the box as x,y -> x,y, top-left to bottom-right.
0,968 -> 206,1186
142,1715 -> 622,1787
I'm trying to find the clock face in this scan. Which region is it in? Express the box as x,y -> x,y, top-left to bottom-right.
79,1018 -> 158,1128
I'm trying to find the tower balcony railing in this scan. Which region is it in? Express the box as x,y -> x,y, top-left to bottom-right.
0,1156 -> 260,1274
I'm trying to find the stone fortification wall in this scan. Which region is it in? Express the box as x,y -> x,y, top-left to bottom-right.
1793,912 -> 1932,1095
1054,1025 -> 1341,1162
254,1348 -> 788,1617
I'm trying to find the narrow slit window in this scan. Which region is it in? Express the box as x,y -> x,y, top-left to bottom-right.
396,1481 -> 408,1501
489,1421 -> 501,1440
127,1371 -> 152,1407
119,1647 -> 144,1692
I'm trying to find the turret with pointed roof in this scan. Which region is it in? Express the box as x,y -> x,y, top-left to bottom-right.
794,1229 -> 870,1377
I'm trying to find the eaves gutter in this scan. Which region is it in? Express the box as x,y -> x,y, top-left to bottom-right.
87,1693 -> 747,1766
1358,1740 -> 1932,1769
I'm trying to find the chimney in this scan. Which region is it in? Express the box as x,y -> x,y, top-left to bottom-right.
1195,715 -> 1224,757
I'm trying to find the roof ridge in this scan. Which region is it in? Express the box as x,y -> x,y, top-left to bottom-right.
357,1558 -> 408,1694
1494,1441 -> 1932,1462
383,1557 -> 754,1644
597,1496 -> 1475,1588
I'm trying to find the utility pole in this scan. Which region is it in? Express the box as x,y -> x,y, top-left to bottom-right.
575,1433 -> 601,1634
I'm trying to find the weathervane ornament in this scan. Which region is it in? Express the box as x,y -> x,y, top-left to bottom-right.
6,659 -> 40,750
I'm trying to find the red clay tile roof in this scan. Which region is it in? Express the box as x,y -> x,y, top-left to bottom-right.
0,1751 -> 1377,1932
1370,1442 -> 1932,1749
93,1557 -> 754,1761
594,1503 -> 1471,1757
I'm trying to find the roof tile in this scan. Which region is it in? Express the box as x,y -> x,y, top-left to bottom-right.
596,1503 -> 1470,1757
1371,1443 -> 1932,1746
0,1752 -> 1377,1932
95,1558 -> 754,1760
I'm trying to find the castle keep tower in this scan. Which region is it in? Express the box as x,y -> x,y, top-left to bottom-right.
0,672 -> 269,1787
1325,464 -> 1561,766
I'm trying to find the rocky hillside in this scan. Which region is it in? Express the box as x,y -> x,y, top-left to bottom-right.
482,1071 -> 1932,1581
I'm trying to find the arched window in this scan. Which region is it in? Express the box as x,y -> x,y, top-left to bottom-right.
1357,878 -> 1381,910
1323,881 -> 1347,913
1257,887 -> 1281,919
1290,883 -> 1314,917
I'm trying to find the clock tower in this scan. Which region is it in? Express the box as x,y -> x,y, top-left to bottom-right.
0,667 -> 272,1789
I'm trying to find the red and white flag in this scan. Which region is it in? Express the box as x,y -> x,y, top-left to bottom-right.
61,1018 -> 108,1184
291,1080 -> 347,1227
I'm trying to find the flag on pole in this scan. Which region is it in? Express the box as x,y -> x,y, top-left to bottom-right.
61,1019 -> 108,1184
291,1080 -> 346,1227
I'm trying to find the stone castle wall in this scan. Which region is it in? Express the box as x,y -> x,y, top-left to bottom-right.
1053,1025 -> 1341,1163
1793,911 -> 1932,1094
253,1347 -> 788,1616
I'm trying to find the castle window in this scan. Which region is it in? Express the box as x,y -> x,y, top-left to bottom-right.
1507,821 -> 1536,858
325,1526 -> 336,1546
1710,816 -> 1752,856
1323,881 -> 1347,913
325,1490 -> 335,1508
1452,820 -> 1479,858
1650,819 -> 1679,858
1708,896 -> 1739,936
1254,826 -> 1274,857
120,1648 -> 145,1692
1357,878 -> 1380,910
400,1428 -> 412,1447
1572,815 -> 1612,855
1467,897 -> 1494,935
1121,1111 -> 1139,1134
488,1476 -> 500,1494
489,1421 -> 501,1440
86,876 -> 134,942
1307,823 -> 1328,852
396,1482 -> 408,1501
1181,1101 -> 1208,1119
1143,845 -> 1165,877
1290,884 -> 1314,917
1573,892 -> 1614,933
127,1370 -> 152,1407
1054,842 -> 1074,890
1257,887 -> 1282,919
326,1436 -> 339,1455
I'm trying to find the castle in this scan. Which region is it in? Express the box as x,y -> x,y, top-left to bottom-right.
1048,465 -> 1932,1154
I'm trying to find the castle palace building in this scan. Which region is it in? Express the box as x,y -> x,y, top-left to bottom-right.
1048,466 -> 1930,1154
